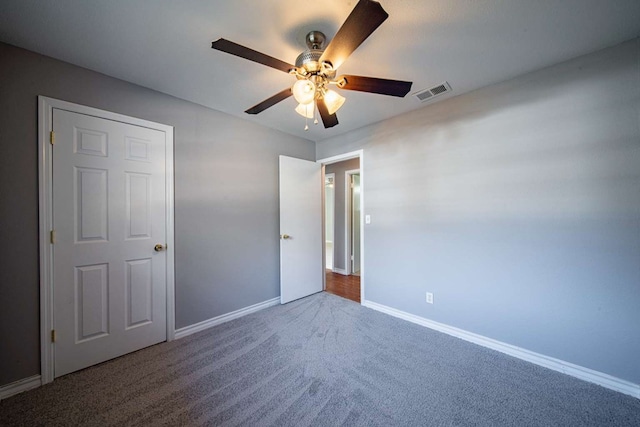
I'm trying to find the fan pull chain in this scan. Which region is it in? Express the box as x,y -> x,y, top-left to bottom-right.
314,101 -> 319,125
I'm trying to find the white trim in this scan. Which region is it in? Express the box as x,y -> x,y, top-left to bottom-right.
363,299 -> 640,399
322,165 -> 328,291
38,97 -> 54,385
318,150 -> 361,165
332,268 -> 348,275
164,113 -> 176,342
0,375 -> 41,401
175,297 -> 280,340
38,96 -> 176,384
317,149 -> 365,302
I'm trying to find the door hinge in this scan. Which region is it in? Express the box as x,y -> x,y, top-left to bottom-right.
50,130 -> 55,145
50,230 -> 56,244
51,329 -> 56,343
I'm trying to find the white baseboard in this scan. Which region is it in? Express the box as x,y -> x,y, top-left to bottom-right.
362,299 -> 640,399
332,268 -> 348,275
0,375 -> 41,400
175,297 -> 280,340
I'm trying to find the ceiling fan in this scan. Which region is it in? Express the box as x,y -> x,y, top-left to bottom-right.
211,0 -> 412,130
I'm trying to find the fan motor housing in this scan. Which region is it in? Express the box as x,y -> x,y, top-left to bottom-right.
294,31 -> 335,78
295,49 -> 323,72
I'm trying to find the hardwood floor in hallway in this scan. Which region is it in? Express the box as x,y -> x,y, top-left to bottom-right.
325,270 -> 360,303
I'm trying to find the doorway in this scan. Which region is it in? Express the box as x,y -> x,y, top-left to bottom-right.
318,151 -> 364,303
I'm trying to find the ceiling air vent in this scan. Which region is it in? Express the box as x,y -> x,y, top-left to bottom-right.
414,82 -> 452,103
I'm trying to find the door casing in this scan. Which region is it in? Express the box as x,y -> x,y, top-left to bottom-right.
38,96 -> 176,384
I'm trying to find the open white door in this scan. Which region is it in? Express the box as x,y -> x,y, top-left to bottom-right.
279,155 -> 323,304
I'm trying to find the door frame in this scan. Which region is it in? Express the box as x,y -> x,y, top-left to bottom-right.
344,169 -> 360,276
317,150 -> 365,302
38,96 -> 176,384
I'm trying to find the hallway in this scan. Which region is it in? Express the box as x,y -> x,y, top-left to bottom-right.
325,270 -> 360,303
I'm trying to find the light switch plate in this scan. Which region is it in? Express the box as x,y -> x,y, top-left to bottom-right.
365,215 -> 371,224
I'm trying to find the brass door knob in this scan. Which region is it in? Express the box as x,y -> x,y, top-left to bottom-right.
280,234 -> 291,240
154,244 -> 167,252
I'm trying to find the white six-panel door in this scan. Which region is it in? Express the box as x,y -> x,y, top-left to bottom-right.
52,108 -> 167,377
279,155 -> 323,304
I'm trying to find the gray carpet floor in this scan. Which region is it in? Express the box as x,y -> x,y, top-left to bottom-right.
1,292 -> 639,426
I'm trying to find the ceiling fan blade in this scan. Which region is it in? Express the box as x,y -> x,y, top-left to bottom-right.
245,88 -> 292,115
317,98 -> 339,128
319,0 -> 389,70
212,39 -> 295,73
338,75 -> 412,97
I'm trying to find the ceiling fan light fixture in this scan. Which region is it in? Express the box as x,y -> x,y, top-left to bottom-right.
295,102 -> 315,119
323,89 -> 346,115
292,79 -> 316,105
212,1 -> 413,129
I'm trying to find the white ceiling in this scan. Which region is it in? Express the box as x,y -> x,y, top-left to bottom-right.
1,1 -> 639,142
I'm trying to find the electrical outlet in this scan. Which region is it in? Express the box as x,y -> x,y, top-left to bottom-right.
426,292 -> 434,304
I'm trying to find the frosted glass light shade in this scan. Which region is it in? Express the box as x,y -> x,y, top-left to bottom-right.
295,103 -> 314,118
324,89 -> 345,115
292,80 -> 316,105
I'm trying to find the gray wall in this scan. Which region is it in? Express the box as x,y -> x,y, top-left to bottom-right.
0,42 -> 314,387
317,39 -> 640,384
325,158 -> 360,272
